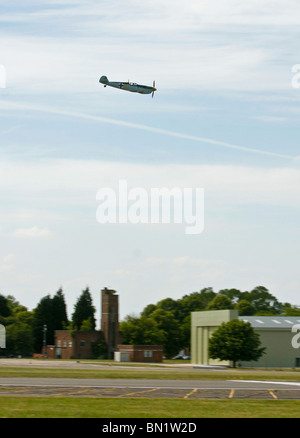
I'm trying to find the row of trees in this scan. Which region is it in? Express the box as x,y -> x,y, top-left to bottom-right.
120,286 -> 300,358
0,287 -> 96,355
1,284 -> 299,358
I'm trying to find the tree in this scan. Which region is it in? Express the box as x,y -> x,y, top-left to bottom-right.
242,286 -> 283,315
282,303 -> 300,316
119,314 -> 165,346
80,316 -> 94,331
179,288 -> 216,317
32,288 -> 69,352
235,299 -> 256,316
72,287 -> 96,331
32,295 -> 55,352
208,319 -> 265,367
150,308 -> 183,358
52,288 -> 69,330
207,294 -> 234,310
218,289 -> 242,304
5,321 -> 34,356
0,295 -> 11,318
91,338 -> 107,359
4,305 -> 34,355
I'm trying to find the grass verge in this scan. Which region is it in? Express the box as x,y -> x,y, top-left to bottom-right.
1,365 -> 300,381
0,396 -> 300,418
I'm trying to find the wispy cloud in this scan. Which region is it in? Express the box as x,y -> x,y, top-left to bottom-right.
1,100 -> 294,159
12,226 -> 53,238
1,1 -> 298,93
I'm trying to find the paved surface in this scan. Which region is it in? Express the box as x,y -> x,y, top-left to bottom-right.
1,377 -> 300,400
1,359 -> 300,400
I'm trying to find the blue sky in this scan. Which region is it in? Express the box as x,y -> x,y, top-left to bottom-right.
1,0 -> 300,324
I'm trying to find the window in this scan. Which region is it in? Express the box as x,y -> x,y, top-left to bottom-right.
57,340 -> 61,347
63,341 -> 67,347
80,340 -> 86,348
68,341 -> 72,348
144,350 -> 153,358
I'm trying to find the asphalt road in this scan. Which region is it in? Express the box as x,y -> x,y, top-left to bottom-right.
1,359 -> 300,399
1,377 -> 300,399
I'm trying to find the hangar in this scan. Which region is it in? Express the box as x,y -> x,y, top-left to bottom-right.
191,309 -> 300,367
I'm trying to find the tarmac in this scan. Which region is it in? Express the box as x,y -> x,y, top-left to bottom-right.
1,359 -> 300,400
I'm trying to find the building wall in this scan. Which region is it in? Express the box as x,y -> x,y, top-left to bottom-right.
191,310 -> 238,366
240,329 -> 300,368
54,330 -> 103,359
191,310 -> 300,368
117,345 -> 163,363
101,288 -> 121,359
55,330 -> 75,359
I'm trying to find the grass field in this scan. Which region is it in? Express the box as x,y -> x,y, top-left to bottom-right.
1,396 -> 300,418
1,360 -> 300,418
1,362 -> 300,381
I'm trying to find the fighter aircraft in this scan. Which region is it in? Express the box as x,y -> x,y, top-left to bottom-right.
99,76 -> 157,97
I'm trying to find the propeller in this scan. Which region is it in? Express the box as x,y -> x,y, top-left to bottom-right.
152,80 -> 156,98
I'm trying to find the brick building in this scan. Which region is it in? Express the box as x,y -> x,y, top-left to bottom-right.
46,330 -> 104,360
44,287 -> 163,363
101,287 -> 121,359
115,345 -> 163,363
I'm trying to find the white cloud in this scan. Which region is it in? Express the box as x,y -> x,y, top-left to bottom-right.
0,159 -> 300,208
0,254 -> 16,272
0,101 -> 294,159
1,0 -> 298,93
12,226 -> 53,238
252,116 -> 288,123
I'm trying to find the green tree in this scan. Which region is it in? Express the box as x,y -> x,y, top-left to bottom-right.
72,287 -> 96,331
207,294 -> 234,310
218,289 -> 242,303
91,338 -> 108,359
150,308 -> 183,358
52,288 -> 69,330
80,316 -> 94,331
283,303 -> 300,316
5,321 -> 34,356
32,295 -> 55,352
5,306 -> 34,355
242,286 -> 283,315
235,299 -> 256,316
141,304 -> 157,318
32,288 -> 69,352
208,319 -> 265,367
0,294 -> 11,318
179,288 -> 216,317
119,314 -> 165,346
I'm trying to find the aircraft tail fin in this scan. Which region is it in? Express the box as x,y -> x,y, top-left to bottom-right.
99,75 -> 109,84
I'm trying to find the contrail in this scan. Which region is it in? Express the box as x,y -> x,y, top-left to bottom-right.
1,101 -> 295,159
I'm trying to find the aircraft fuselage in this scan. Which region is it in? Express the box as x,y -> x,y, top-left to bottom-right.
99,76 -> 156,95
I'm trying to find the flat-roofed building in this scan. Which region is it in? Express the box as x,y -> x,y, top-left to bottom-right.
191,310 -> 300,367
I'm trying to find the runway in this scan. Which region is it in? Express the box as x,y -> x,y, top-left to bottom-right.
1,377 -> 300,400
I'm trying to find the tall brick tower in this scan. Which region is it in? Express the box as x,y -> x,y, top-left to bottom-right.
101,287 -> 120,359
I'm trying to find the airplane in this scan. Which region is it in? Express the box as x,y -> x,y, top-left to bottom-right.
99,75 -> 157,97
